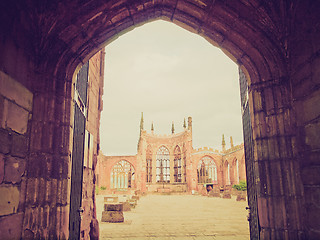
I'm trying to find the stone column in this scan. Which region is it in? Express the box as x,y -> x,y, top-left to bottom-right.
23,73 -> 72,239
249,78 -> 304,239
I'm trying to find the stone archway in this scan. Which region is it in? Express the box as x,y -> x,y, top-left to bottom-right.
1,1 -> 320,239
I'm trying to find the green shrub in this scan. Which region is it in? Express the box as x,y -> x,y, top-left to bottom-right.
232,181 -> 247,191
100,186 -> 107,190
95,186 -> 99,195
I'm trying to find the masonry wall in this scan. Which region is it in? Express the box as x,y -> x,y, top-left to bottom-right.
0,71 -> 33,239
79,50 -> 105,240
290,2 -> 320,238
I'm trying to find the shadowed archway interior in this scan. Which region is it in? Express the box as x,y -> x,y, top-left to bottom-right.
0,1 -> 319,239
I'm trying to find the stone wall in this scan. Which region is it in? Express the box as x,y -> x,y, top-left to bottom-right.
290,2 -> 320,238
80,50 -> 105,240
0,71 -> 33,239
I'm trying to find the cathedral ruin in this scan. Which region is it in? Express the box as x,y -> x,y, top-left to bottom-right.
97,114 -> 246,194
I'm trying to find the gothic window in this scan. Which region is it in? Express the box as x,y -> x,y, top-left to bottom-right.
225,161 -> 231,185
146,146 -> 152,183
183,144 -> 186,182
110,160 -> 135,189
235,159 -> 239,184
197,156 -> 217,184
156,146 -> 170,183
174,146 -> 182,182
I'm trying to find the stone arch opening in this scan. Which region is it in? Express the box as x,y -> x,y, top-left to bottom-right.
197,156 -> 218,184
56,4 -> 298,239
110,160 -> 135,190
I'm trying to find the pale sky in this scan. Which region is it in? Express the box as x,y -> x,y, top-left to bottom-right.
100,20 -> 243,156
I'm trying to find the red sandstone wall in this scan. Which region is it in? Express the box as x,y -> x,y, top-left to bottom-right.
0,72 -> 33,239
80,50 -> 105,240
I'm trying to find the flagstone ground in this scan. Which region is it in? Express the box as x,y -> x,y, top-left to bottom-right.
97,194 -> 249,240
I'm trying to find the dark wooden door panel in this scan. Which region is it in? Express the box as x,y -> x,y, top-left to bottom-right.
239,69 -> 260,240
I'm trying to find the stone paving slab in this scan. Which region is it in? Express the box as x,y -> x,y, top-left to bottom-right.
97,194 -> 249,239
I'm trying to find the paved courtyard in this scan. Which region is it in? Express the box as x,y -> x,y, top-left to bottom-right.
97,194 -> 249,240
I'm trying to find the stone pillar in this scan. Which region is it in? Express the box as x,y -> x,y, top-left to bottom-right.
249,78 -> 304,239
22,73 -> 72,239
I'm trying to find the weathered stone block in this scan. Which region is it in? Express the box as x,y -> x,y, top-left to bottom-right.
0,212 -> 23,240
305,121 -> 320,149
208,190 -> 220,198
11,133 -> 27,158
104,196 -> 118,203
0,128 -> 10,154
236,192 -> 247,201
132,195 -> 140,200
4,156 -> 26,184
101,211 -> 124,223
121,201 -> 131,211
104,203 -> 123,212
6,101 -> 29,134
0,71 -> 33,111
222,192 -> 231,199
0,154 -> 4,183
301,166 -> 320,185
0,185 -> 20,216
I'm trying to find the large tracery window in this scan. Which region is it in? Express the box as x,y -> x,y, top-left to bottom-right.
197,156 -> 217,184
146,146 -> 152,183
174,146 -> 182,182
156,146 -> 170,183
226,161 -> 231,185
111,160 -> 135,189
183,144 -> 186,182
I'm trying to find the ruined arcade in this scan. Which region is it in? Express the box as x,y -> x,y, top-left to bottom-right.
0,1 -> 320,240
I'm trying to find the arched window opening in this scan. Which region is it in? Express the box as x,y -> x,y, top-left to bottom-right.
235,159 -> 239,184
197,157 -> 217,184
226,161 -> 231,185
174,146 -> 182,182
110,160 -> 135,189
146,146 -> 152,183
156,146 -> 170,183
183,144 -> 186,182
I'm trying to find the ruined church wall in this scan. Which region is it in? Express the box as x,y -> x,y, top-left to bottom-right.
80,50 -> 105,240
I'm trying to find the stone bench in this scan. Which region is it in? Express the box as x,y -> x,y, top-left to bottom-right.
236,192 -> 247,201
222,192 -> 232,199
104,196 -> 119,203
208,190 -> 220,198
119,200 -> 131,211
101,203 -> 124,223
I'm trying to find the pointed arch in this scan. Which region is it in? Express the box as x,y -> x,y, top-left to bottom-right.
197,156 -> 217,184
146,145 -> 152,183
110,160 -> 135,189
156,146 -> 170,183
183,144 -> 186,182
174,145 -> 182,182
225,161 -> 231,185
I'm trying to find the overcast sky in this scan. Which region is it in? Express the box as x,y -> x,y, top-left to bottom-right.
100,20 -> 243,156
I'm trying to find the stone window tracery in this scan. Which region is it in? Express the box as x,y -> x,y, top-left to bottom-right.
226,161 -> 231,185
183,144 -> 186,182
146,146 -> 152,183
197,156 -> 217,184
174,145 -> 182,182
110,160 -> 135,189
156,146 -> 170,183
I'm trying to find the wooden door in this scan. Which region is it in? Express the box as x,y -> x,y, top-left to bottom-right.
69,62 -> 89,239
239,69 -> 260,239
